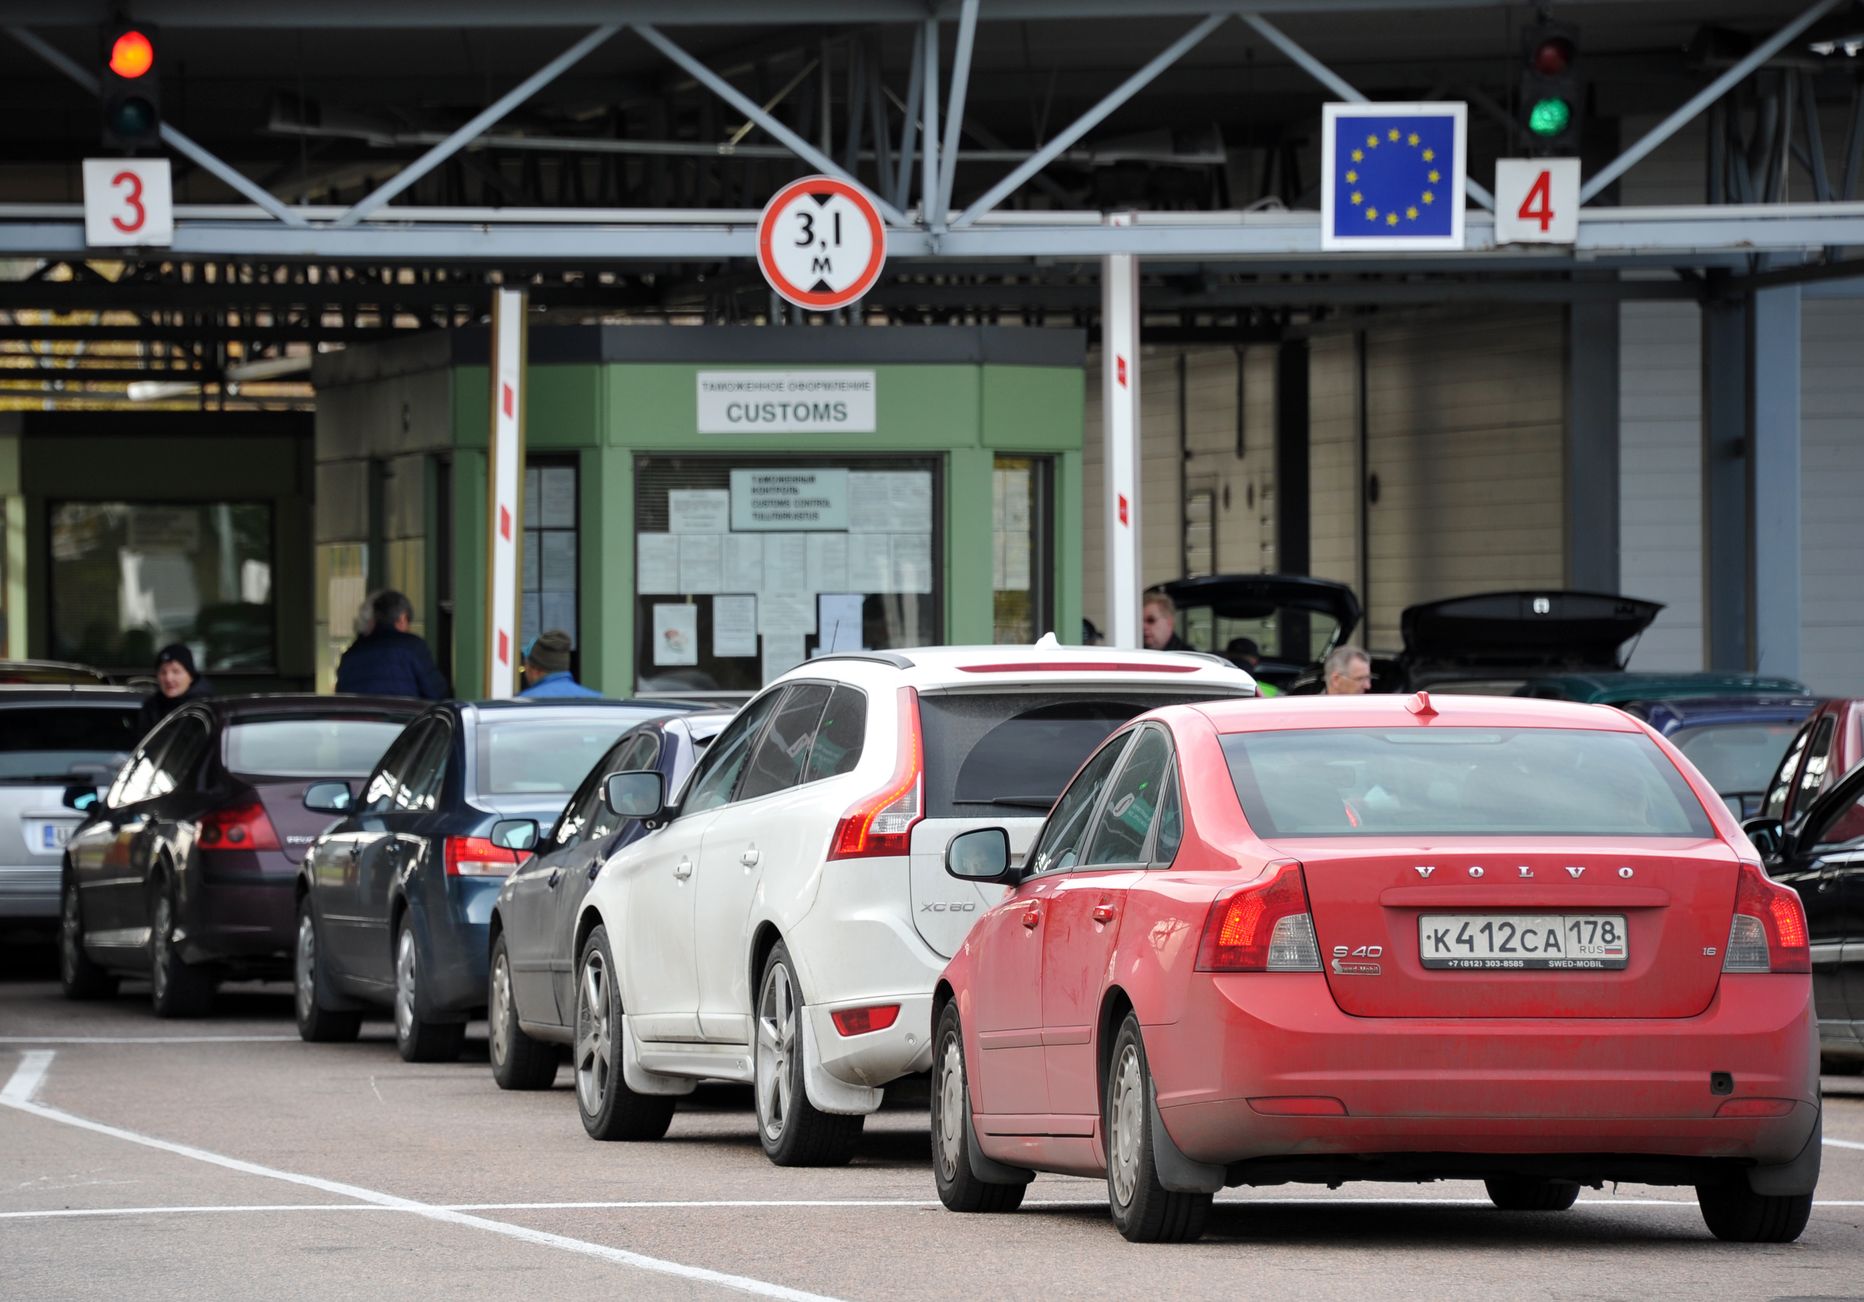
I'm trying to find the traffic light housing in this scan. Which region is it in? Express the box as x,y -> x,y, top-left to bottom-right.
1519,20 -> 1580,154
101,20 -> 161,150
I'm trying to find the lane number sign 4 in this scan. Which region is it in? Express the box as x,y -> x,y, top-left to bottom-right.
756,175 -> 887,311
1494,158 -> 1579,245
82,157 -> 174,247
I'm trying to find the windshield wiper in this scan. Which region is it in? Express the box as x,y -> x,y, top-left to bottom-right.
971,796 -> 1057,809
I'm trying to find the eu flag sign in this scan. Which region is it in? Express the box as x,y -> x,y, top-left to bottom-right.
1320,102 -> 1467,252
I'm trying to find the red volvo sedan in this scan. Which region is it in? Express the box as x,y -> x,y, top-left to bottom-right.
933,693 -> 1820,1244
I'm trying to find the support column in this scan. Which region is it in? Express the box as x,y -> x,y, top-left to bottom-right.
1749,266 -> 1801,678
1102,214 -> 1141,649
1276,339 -> 1311,654
1701,292 -> 1749,670
1565,298 -> 1620,591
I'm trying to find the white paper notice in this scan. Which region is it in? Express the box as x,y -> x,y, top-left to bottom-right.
850,471 -> 933,533
1002,534 -> 1031,592
846,534 -> 892,592
712,595 -> 758,658
762,636 -> 805,684
892,533 -> 933,594
678,533 -> 724,594
763,534 -> 808,592
636,533 -> 679,594
668,489 -> 731,534
723,533 -> 764,592
759,591 -> 816,636
817,594 -> 865,652
541,532 -> 576,590
652,603 -> 699,666
729,468 -> 849,531
541,467 -> 577,528
540,592 -> 578,644
805,533 -> 848,594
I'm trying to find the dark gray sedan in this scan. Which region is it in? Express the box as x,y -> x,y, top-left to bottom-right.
485,710 -> 732,1089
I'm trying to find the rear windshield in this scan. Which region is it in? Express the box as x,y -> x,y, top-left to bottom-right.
477,712 -> 662,795
1672,721 -> 1804,797
1221,726 -> 1715,838
920,691 -> 1240,818
0,705 -> 140,782
224,718 -> 409,779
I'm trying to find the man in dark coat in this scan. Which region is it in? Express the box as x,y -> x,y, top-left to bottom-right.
136,643 -> 212,735
334,590 -> 450,700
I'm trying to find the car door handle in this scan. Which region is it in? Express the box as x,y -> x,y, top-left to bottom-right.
673,857 -> 693,881
1021,904 -> 1042,929
587,860 -> 602,881
547,868 -> 562,889
1092,902 -> 1117,924
740,847 -> 760,868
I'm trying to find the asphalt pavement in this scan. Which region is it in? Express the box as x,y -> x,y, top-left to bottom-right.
2,939 -> 1861,1301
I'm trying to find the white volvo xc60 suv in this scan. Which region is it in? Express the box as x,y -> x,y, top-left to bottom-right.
570,642 -> 1256,1165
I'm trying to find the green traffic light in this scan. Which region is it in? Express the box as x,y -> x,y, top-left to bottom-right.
110,97 -> 155,138
1528,96 -> 1572,137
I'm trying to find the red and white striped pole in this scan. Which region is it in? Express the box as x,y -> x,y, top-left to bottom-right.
1102,212 -> 1141,648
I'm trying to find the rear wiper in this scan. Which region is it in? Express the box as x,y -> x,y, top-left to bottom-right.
972,796 -> 1056,809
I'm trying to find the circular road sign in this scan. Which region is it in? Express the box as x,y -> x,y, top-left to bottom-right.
756,176 -> 887,311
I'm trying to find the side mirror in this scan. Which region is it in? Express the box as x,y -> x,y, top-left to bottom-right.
62,784 -> 101,813
303,781 -> 354,815
604,770 -> 666,820
1741,816 -> 1786,861
489,818 -> 539,853
945,827 -> 1015,883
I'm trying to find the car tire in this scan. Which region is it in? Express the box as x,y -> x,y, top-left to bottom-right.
931,1001 -> 1026,1214
294,897 -> 361,1043
393,918 -> 465,1063
489,932 -> 558,1090
1105,1013 -> 1211,1244
1695,1181 -> 1813,1243
754,942 -> 864,1168
149,878 -> 216,1019
58,877 -> 117,1000
1484,1178 -> 1580,1211
573,924 -> 675,1141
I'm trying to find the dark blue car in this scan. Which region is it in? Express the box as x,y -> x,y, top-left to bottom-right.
1622,695 -> 1821,819
292,698 -> 691,1061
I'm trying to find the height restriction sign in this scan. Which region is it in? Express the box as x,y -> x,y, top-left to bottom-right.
756,176 -> 887,311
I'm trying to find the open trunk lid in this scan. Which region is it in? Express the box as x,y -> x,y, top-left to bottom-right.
1400,591 -> 1662,673
1282,839 -> 1738,1018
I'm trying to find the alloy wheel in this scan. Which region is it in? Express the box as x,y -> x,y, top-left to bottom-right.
59,885 -> 83,984
1108,1043 -> 1144,1209
935,1032 -> 965,1182
575,950 -> 610,1117
151,894 -> 173,1001
489,951 -> 514,1068
755,960 -> 797,1142
394,929 -> 417,1042
295,913 -> 317,1024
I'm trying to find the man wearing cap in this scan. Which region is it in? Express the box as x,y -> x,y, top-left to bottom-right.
518,629 -> 602,699
136,643 -> 213,735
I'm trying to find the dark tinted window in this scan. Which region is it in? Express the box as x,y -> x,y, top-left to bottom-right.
1671,722 -> 1803,799
149,716 -> 211,798
1792,716 -> 1836,815
477,716 -> 633,796
1153,771 -> 1182,865
920,693 -> 1212,818
1084,728 -> 1173,866
682,690 -> 783,814
224,718 -> 409,779
1222,727 -> 1714,838
554,729 -> 664,848
362,722 -> 429,813
739,684 -> 833,801
1762,721 -> 1812,821
1027,736 -> 1130,876
0,705 -> 139,782
804,686 -> 867,781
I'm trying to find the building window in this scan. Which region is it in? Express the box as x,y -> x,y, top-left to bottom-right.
992,455 -> 1053,644
49,501 -> 275,673
522,458 -> 579,656
633,454 -> 942,694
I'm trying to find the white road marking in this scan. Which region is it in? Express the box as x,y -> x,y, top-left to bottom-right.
0,1051 -> 837,1302
1823,1136 -> 1864,1151
0,1036 -> 299,1044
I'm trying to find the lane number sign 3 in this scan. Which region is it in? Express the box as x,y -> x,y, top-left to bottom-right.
82,157 -> 174,247
1494,158 -> 1579,245
757,176 -> 887,311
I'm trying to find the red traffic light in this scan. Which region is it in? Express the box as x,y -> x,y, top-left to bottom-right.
1531,35 -> 1574,76
109,30 -> 154,79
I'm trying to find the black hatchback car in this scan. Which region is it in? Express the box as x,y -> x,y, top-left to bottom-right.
59,694 -> 422,1016
293,698 -> 691,1062
486,709 -> 733,1089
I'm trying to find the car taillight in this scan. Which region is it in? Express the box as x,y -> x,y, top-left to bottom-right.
197,802 -> 280,852
829,1004 -> 900,1036
1195,861 -> 1321,972
445,835 -> 521,878
1723,860 -> 1810,974
827,687 -> 922,861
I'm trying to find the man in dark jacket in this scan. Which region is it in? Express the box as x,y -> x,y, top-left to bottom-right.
136,643 -> 212,735
335,590 -> 450,700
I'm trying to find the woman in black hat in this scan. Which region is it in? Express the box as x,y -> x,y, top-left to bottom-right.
136,643 -> 213,735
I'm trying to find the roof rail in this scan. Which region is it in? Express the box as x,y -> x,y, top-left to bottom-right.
803,651 -> 916,670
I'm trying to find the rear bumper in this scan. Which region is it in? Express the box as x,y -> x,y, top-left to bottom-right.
1147,973 -> 1820,1172
417,878 -> 500,1016
0,865 -> 59,918
183,857 -> 298,968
